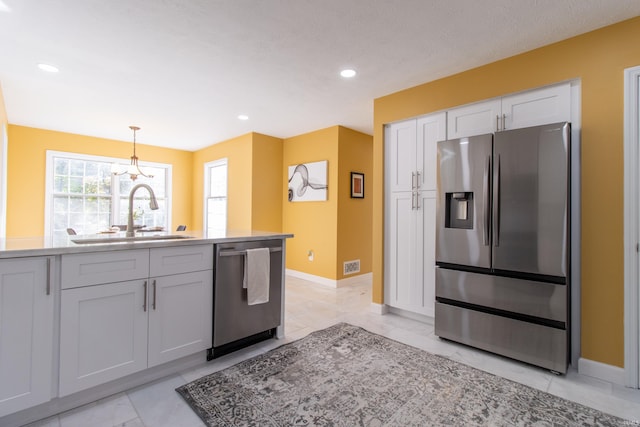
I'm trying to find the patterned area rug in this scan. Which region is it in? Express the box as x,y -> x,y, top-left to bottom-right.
177,323 -> 635,426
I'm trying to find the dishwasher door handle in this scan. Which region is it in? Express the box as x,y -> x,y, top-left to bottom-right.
218,247 -> 282,257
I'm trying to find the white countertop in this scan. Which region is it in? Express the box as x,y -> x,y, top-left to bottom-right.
0,230 -> 293,259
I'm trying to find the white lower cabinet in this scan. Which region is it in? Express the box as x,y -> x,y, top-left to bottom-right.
0,257 -> 54,417
148,270 -> 212,367
59,279 -> 148,396
59,245 -> 213,396
387,191 -> 436,317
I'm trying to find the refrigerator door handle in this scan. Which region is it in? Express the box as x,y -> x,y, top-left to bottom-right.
483,155 -> 490,246
494,155 -> 501,247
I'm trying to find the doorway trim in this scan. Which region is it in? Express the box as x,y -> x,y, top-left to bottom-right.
624,65 -> 640,388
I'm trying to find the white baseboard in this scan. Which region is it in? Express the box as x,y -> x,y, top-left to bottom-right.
370,302 -> 389,314
388,306 -> 434,325
578,357 -> 626,386
286,269 -> 372,288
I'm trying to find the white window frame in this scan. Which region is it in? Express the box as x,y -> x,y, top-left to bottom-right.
203,158 -> 228,236
624,65 -> 640,389
44,150 -> 172,237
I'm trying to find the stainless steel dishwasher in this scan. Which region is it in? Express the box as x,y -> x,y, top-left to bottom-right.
207,239 -> 283,359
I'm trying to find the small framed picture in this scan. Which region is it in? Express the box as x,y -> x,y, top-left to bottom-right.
351,172 -> 364,198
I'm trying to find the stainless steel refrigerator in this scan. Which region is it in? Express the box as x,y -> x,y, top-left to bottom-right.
435,122 -> 570,373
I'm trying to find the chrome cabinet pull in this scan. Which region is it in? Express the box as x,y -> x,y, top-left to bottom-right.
411,191 -> 415,210
152,280 -> 157,310
143,281 -> 148,312
411,172 -> 416,190
502,114 -> 506,130
416,192 -> 421,210
46,258 -> 51,296
416,171 -> 421,189
496,115 -> 500,131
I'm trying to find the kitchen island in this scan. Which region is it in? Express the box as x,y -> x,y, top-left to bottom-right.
0,230 -> 292,427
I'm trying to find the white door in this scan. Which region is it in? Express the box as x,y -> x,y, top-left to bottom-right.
0,257 -> 53,416
387,120 -> 417,192
148,271 -> 213,367
59,280 -> 148,396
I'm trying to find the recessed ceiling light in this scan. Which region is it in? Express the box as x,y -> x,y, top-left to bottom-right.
340,69 -> 356,78
238,114 -> 249,120
37,63 -> 59,73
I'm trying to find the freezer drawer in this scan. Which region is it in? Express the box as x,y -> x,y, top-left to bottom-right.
435,302 -> 567,373
213,240 -> 283,350
435,267 -> 566,324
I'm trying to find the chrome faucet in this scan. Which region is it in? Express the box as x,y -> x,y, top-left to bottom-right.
126,184 -> 159,237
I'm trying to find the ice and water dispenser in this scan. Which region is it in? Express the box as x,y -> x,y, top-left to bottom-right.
445,192 -> 474,229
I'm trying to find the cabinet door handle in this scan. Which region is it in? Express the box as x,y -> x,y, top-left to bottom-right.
416,192 -> 420,210
411,191 -> 415,210
152,280 -> 157,310
143,281 -> 148,312
416,171 -> 421,190
411,172 -> 416,190
502,113 -> 506,130
46,258 -> 51,296
496,115 -> 500,131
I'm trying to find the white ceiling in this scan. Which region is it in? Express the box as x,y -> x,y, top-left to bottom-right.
1,1 -> 639,151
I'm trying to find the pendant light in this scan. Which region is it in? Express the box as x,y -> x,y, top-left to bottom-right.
112,125 -> 153,181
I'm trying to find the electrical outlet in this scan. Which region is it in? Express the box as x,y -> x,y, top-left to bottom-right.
308,250 -> 314,261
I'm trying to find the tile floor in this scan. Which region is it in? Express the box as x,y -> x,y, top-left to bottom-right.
25,275 -> 640,426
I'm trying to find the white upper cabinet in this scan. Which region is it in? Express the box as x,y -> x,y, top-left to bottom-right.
387,120 -> 417,192
417,113 -> 447,191
447,82 -> 571,139
447,99 -> 501,140
387,112 -> 446,193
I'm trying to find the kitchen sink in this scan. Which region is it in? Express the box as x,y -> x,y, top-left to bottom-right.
71,234 -> 194,244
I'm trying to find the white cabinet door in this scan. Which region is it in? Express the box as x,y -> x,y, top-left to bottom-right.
417,112 -> 447,191
59,280 -> 148,397
0,257 -> 53,416
387,192 -> 417,310
420,193 -> 437,318
447,83 -> 571,139
386,120 -> 417,192
447,99 -> 501,139
148,270 -> 213,367
502,82 -> 571,130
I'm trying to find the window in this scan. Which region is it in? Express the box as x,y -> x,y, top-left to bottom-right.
45,151 -> 171,241
204,159 -> 227,236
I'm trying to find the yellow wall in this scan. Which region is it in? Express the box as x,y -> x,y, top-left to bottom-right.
336,126 -> 373,279
191,133 -> 253,232
191,132 -> 283,233
251,133 -> 283,232
282,125 -> 373,280
283,126 -> 339,278
373,16 -> 640,368
6,125 -> 193,237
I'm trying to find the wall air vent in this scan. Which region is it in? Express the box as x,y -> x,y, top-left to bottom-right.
343,260 -> 360,275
